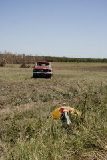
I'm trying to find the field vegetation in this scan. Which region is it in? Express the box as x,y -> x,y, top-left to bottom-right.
0,62 -> 107,160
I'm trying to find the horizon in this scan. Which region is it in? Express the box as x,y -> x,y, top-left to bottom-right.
1,51 -> 107,59
0,0 -> 107,58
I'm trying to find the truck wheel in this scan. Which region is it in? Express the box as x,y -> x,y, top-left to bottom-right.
47,75 -> 51,79
33,74 -> 36,78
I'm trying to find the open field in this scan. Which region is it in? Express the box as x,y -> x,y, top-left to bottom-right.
0,62 -> 107,160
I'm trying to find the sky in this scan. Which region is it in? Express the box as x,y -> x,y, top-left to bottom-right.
0,0 -> 107,58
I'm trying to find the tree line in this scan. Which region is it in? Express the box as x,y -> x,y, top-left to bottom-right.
0,51 -> 107,64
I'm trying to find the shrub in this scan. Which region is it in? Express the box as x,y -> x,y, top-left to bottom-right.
20,62 -> 30,68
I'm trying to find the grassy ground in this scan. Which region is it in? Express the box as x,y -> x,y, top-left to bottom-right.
0,62 -> 107,160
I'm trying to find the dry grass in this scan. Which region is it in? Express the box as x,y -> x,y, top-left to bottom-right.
0,62 -> 107,160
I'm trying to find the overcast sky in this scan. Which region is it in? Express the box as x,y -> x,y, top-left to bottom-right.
0,0 -> 107,58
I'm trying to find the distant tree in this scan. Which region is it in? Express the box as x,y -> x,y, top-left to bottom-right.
0,58 -> 7,67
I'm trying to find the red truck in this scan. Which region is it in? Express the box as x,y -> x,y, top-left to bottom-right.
33,61 -> 53,78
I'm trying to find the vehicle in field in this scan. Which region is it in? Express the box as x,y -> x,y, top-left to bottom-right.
33,61 -> 53,78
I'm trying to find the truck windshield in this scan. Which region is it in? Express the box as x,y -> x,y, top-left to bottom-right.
37,62 -> 49,66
